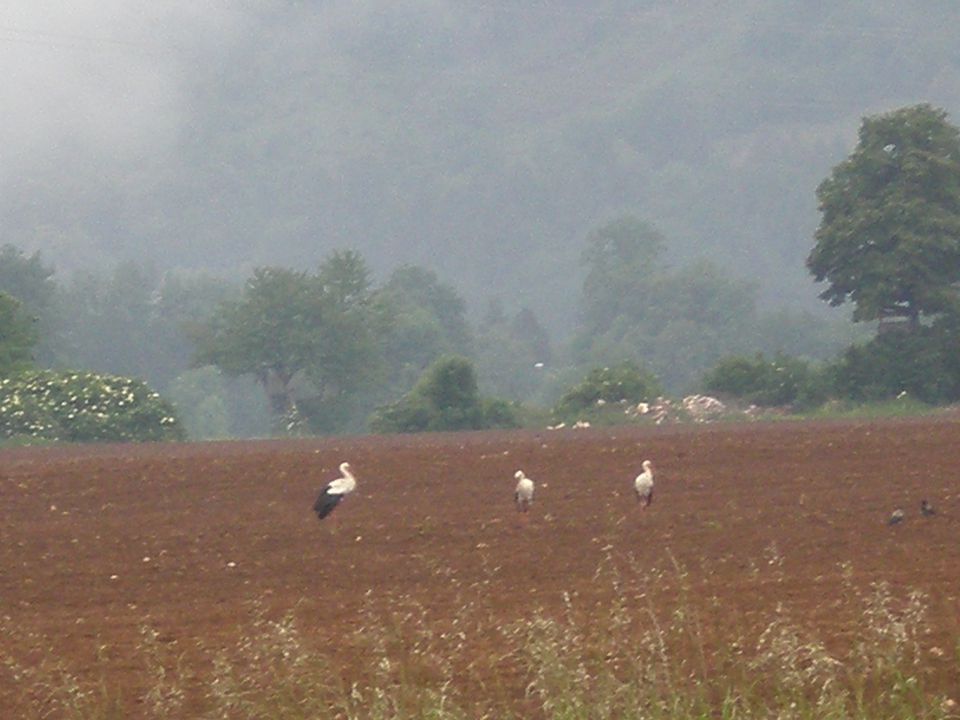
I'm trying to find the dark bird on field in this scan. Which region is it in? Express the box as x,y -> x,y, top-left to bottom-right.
887,508 -> 905,526
634,460 -> 654,508
514,470 -> 535,513
313,462 -> 357,520
921,499 -> 936,517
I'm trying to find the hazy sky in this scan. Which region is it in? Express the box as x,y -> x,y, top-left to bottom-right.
0,1 -> 458,178
1,3 -> 237,170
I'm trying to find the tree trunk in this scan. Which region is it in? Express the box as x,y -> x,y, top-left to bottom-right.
260,369 -> 296,416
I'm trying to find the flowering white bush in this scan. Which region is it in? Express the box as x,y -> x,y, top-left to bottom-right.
0,370 -> 184,443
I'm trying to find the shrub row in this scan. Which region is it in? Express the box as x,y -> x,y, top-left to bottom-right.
704,324 -> 960,409
0,370 -> 185,443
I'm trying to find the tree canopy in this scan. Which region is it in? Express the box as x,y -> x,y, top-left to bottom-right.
195,251 -> 381,432
807,104 -> 960,327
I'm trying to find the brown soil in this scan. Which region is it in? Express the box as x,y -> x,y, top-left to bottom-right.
2,417 -> 959,715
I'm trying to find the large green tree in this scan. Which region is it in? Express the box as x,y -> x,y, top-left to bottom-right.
195,251 -> 381,432
807,104 -> 960,328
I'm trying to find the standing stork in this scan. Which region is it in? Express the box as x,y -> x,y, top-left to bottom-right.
314,462 -> 357,521
515,470 -> 535,513
634,460 -> 654,508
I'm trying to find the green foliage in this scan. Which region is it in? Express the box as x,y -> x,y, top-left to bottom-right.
0,246 -> 56,365
305,252 -> 383,418
373,265 -> 473,396
702,353 -> 828,408
317,248 -> 371,308
553,361 -> 661,421
831,328 -> 959,404
710,308 -> 960,410
419,354 -> 479,412
195,251 -> 382,433
0,292 -> 37,374
370,356 -> 519,433
196,266 -> 318,386
0,248 -> 48,373
573,245 -> 757,392
479,397 -> 522,429
933,305 -> 960,395
377,266 -> 471,348
808,104 -> 960,325
0,370 -> 184,443
573,211 -> 862,395
575,221 -> 765,392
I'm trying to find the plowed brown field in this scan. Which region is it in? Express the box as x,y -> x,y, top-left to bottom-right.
2,416 -> 959,716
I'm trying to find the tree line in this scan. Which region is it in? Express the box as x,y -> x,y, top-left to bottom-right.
2,103 -> 959,441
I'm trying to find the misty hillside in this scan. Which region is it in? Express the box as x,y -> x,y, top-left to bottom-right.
4,1 -> 959,335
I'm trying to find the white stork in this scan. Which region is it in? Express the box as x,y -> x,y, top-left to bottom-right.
314,462 -> 357,520
634,460 -> 654,508
514,470 -> 535,513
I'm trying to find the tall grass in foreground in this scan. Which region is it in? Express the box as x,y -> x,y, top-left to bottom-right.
2,557 -> 958,719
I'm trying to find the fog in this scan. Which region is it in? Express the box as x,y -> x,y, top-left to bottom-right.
0,3 -> 244,165
4,1 -> 960,334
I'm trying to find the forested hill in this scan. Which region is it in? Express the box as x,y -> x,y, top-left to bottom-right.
6,2 -> 960,334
